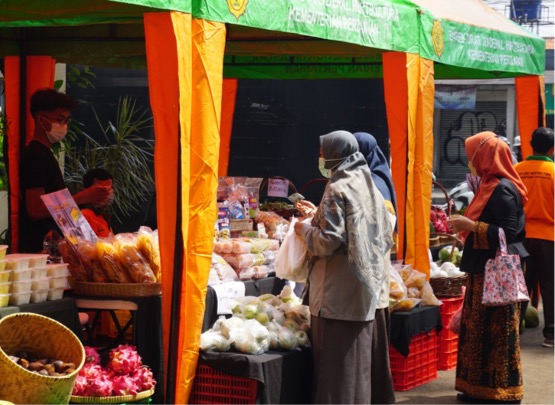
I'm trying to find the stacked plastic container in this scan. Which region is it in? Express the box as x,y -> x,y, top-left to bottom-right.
0,253 -> 70,307
0,245 -> 9,307
438,296 -> 464,370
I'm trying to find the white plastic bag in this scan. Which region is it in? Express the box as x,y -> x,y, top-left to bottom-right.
274,217 -> 309,282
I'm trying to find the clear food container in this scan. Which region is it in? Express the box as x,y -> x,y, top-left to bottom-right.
30,289 -> 48,303
31,267 -> 49,280
0,245 -> 8,260
0,259 -> 6,272
32,278 -> 50,291
0,282 -> 11,294
49,276 -> 68,289
11,280 -> 32,294
5,255 -> 32,271
47,288 -> 65,301
0,293 -> 10,307
9,291 -> 31,305
0,271 -> 11,283
46,263 -> 70,278
12,269 -> 33,282
29,254 -> 49,268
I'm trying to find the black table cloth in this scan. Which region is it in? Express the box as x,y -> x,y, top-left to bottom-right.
199,348 -> 312,404
390,305 -> 443,357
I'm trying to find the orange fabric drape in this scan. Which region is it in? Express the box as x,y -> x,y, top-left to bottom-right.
383,52 -> 434,276
178,18 -> 226,404
218,78 -> 238,176
383,52 -> 409,261
516,75 -> 546,159
144,12 -> 182,399
4,56 -> 56,252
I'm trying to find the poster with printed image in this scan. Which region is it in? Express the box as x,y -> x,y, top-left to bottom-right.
41,188 -> 98,245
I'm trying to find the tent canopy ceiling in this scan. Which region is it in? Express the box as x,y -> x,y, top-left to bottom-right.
0,0 -> 545,77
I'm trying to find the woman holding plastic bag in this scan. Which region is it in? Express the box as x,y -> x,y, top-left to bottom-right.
447,132 -> 528,404
293,131 -> 393,404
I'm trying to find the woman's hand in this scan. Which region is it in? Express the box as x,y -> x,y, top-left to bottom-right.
446,214 -> 475,234
294,220 -> 304,235
295,200 -> 317,218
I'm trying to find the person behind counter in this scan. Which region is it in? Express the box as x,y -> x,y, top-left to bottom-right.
81,168 -> 115,238
294,130 -> 393,404
353,131 -> 397,405
447,131 -> 528,404
19,88 -> 112,252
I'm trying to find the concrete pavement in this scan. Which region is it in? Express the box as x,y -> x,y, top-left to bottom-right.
394,305 -> 554,405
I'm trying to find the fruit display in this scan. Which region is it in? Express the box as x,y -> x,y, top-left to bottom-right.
200,285 -> 311,354
72,345 -> 156,398
389,262 -> 442,311
430,206 -> 449,233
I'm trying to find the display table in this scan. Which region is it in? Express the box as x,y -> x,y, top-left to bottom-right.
0,297 -> 81,337
71,294 -> 164,404
390,305 -> 442,357
199,348 -> 312,404
203,276 -> 286,332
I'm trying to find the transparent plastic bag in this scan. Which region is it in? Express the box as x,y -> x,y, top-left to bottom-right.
274,217 -> 309,282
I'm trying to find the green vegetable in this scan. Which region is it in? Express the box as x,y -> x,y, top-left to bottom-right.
525,306 -> 540,328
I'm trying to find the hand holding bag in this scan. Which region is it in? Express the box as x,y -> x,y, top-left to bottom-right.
274,217 -> 309,282
482,228 -> 529,306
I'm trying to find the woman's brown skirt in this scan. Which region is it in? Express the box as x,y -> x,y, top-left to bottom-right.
455,273 -> 523,401
311,315 -> 373,404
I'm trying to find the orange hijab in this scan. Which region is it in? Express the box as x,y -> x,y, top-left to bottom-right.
464,132 -> 528,229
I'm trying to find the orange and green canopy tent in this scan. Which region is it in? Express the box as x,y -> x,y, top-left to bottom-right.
0,0 -> 545,402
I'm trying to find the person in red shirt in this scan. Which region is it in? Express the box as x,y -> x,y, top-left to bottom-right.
514,127 -> 554,348
81,168 -> 114,238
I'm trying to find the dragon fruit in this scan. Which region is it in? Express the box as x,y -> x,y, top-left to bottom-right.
108,344 -> 142,375
111,374 -> 139,396
86,374 -> 113,397
80,364 -> 103,380
131,366 -> 156,391
84,346 -> 101,365
72,375 -> 89,396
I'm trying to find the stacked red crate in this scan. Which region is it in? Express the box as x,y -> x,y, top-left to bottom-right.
190,363 -> 258,404
389,329 -> 439,391
438,296 -> 464,370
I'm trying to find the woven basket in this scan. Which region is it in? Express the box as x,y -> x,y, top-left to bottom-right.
73,281 -> 161,298
0,313 -> 85,404
70,387 -> 154,404
430,274 -> 468,297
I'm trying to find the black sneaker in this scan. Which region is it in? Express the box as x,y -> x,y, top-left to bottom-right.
542,338 -> 554,348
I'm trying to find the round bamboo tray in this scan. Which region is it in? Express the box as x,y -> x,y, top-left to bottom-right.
70,387 -> 154,404
73,281 -> 161,298
0,313 -> 85,404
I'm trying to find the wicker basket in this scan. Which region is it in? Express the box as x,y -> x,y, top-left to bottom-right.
0,313 -> 85,404
430,274 -> 468,297
70,387 -> 154,404
73,281 -> 161,298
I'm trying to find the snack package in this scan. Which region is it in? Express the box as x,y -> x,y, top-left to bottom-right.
254,211 -> 289,239
77,239 -> 107,282
404,269 -> 427,289
211,253 -> 238,284
221,253 -> 265,270
421,282 -> 442,306
389,267 -> 407,301
231,239 -> 252,254
58,238 -> 89,282
135,227 -> 161,281
95,238 -> 132,283
392,298 -> 421,312
115,233 -> 156,283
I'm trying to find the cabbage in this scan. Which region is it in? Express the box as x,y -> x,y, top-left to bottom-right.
277,330 -> 298,350
296,331 -> 310,347
243,304 -> 258,319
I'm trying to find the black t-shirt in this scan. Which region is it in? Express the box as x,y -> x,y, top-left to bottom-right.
19,140 -> 65,252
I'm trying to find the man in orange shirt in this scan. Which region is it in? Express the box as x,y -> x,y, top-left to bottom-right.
515,127 -> 554,347
81,168 -> 114,238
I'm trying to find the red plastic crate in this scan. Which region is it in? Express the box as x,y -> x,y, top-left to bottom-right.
389,329 -> 438,391
438,350 -> 458,370
439,335 -> 459,354
440,296 -> 464,317
439,323 -> 458,341
190,363 -> 258,404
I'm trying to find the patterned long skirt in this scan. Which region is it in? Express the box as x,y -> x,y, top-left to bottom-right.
455,273 -> 523,401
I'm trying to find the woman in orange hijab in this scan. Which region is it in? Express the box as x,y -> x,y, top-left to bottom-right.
447,132 -> 528,404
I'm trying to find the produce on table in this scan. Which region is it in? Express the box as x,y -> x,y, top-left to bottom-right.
71,345 -> 156,398
200,285 -> 311,354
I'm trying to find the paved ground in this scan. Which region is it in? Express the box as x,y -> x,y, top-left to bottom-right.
395,305 -> 554,405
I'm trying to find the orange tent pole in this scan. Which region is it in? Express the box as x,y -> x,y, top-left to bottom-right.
516,75 -> 546,159
177,17 -> 226,404
144,12 -> 183,401
25,57 -> 56,144
219,79 -> 238,176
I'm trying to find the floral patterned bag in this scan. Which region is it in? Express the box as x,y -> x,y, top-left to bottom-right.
482,228 -> 529,307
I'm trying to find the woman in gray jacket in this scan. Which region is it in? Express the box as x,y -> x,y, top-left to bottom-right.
294,130 -> 393,404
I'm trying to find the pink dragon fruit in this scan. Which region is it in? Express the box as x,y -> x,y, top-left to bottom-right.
84,346 -> 101,365
80,364 -> 104,380
111,374 -> 139,396
72,374 -> 89,396
108,344 -> 142,375
131,366 -> 156,391
86,374 -> 113,397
